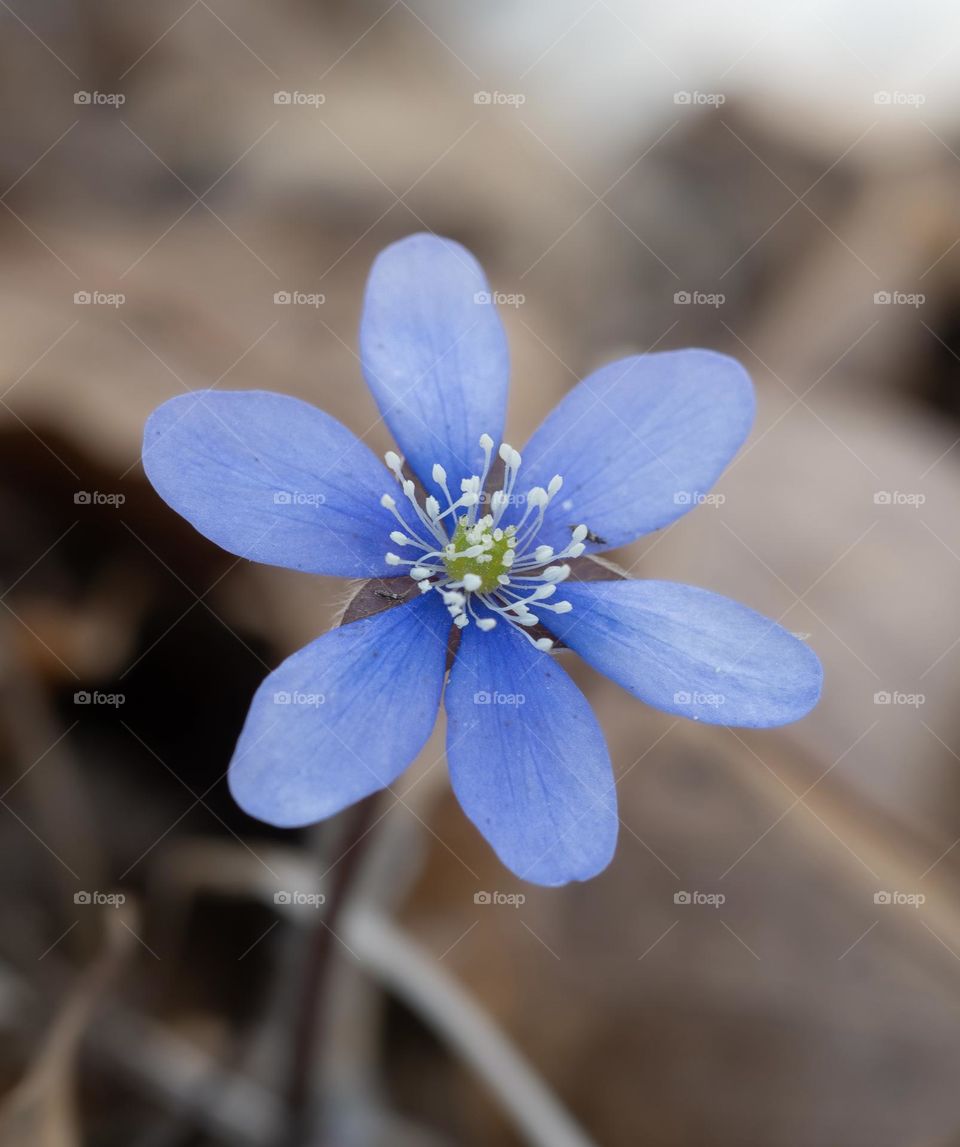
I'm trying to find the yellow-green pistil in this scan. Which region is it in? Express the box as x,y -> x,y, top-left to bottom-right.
444,516 -> 516,593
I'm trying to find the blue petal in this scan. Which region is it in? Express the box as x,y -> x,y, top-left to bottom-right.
513,350 -> 754,553
445,623 -> 618,886
551,580 -> 822,727
229,593 -> 451,827
359,234 -> 509,494
143,390 -> 397,578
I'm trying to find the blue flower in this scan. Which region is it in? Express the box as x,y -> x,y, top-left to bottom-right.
142,233 -> 822,887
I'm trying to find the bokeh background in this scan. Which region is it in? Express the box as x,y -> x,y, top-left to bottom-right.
2,2 -> 960,1145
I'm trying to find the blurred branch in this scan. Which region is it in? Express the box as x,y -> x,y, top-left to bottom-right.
343,905 -> 598,1147
0,903 -> 135,1147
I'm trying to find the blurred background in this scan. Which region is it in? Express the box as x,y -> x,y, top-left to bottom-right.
1,1 -> 960,1144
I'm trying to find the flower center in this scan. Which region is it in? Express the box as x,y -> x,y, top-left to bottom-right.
380,434 -> 588,652
444,517 -> 516,593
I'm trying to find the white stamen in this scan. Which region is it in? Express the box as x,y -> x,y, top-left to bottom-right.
378,436 -> 597,652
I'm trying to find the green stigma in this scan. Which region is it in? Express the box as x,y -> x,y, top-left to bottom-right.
444,515 -> 516,593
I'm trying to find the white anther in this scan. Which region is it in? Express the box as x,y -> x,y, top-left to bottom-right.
379,442 -> 592,653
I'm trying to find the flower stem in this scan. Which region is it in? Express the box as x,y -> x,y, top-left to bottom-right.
284,796 -> 377,1144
